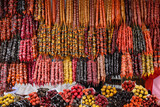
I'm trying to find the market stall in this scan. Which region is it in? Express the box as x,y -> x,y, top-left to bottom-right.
0,0 -> 159,107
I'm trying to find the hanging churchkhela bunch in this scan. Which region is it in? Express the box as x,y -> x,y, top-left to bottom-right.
54,0 -> 62,56
60,0 -> 66,57
132,26 -> 146,54
0,17 -> 11,41
19,11 -> 38,62
72,58 -> 77,82
95,0 -> 107,56
16,0 -> 26,15
105,52 -> 121,77
125,0 -> 132,26
7,62 -> 28,86
115,0 -> 121,27
51,59 -> 64,86
21,13 -> 34,39
0,38 -> 20,62
27,61 -> 36,85
50,0 -> 56,56
83,0 -> 89,56
45,0 -> 52,55
116,21 -> 134,78
88,0 -> 96,58
19,38 -> 38,62
87,59 -> 98,86
37,0 -> 52,55
76,58 -> 86,85
131,0 -> 142,27
131,26 -> 146,77
105,0 -> 114,54
0,63 -> 7,90
33,55 -> 51,86
75,57 -> 98,87
76,57 -> 98,87
0,0 -> 18,41
78,0 -> 85,57
116,24 -> 133,53
131,53 -> 143,77
63,57 -> 72,84
31,36 -> 38,60
149,0 -> 160,69
120,52 -> 133,78
97,55 -> 106,83
105,27 -> 122,78
152,27 -> 160,68
0,1 -> 3,18
141,24 -> 154,77
72,0 -> 79,57
120,2 -> 133,79
111,28 -> 118,54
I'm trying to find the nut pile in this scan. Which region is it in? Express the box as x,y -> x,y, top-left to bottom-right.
101,85 -> 117,98
28,92 -> 40,106
95,94 -> 108,106
122,80 -> 135,92
132,85 -> 148,99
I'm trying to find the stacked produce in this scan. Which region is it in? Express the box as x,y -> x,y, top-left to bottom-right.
108,91 -> 134,107
27,92 -> 40,106
132,85 -> 148,99
40,89 -> 57,107
83,88 -> 95,96
8,100 -> 31,107
40,96 -> 52,107
121,80 -> 135,92
47,90 -> 58,99
142,95 -> 158,106
51,94 -> 68,107
59,89 -> 72,104
71,98 -> 81,107
0,94 -> 15,107
124,96 -> 143,107
0,82 -> 159,107
82,95 -> 95,106
71,84 -> 84,99
95,94 -> 108,106
101,85 -> 117,98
